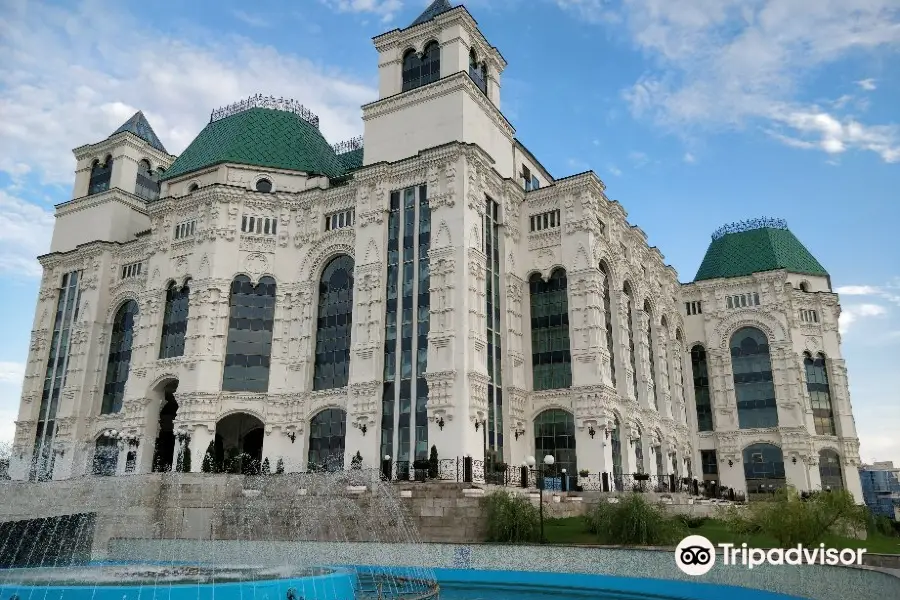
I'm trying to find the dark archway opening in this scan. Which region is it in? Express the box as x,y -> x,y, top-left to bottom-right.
152,381 -> 179,472
215,413 -> 265,474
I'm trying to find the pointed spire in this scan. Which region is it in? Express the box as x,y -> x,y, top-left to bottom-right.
109,111 -> 168,154
410,0 -> 454,27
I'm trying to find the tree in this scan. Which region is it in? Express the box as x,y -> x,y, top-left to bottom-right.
177,445 -> 192,473
201,441 -> 215,473
720,486 -> 868,548
261,457 -> 271,475
428,445 -> 439,479
275,458 -> 285,474
351,451 -> 363,469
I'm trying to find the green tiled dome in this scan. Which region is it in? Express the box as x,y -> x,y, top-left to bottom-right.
160,106 -> 348,182
693,218 -> 828,282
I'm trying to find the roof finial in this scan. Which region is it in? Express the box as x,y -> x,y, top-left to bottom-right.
711,217 -> 788,240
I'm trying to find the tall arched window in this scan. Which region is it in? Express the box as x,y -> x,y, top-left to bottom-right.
313,255 -> 354,390
654,439 -> 664,475
599,262 -> 616,387
634,426 -> 645,473
743,443 -> 786,496
159,280 -> 190,359
690,345 -> 713,431
88,155 -> 113,196
307,408 -> 347,471
644,300 -> 658,410
818,449 -> 844,491
222,275 -> 276,392
402,42 -> 440,92
533,409 -> 577,476
135,159 -> 160,201
731,327 -> 778,429
623,282 -> 638,398
611,418 -> 623,488
92,436 -> 118,476
101,300 -> 138,414
805,352 -> 836,435
530,269 -> 572,391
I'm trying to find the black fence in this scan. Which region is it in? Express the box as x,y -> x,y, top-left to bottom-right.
374,457 -> 704,495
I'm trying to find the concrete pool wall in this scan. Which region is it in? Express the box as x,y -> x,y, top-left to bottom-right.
109,539 -> 900,600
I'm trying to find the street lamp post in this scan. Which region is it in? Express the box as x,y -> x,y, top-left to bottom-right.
526,454 -> 555,543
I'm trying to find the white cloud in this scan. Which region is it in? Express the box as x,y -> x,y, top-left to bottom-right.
319,0 -> 404,22
555,0 -> 620,24
595,0 -> 900,162
0,189 -> 54,278
856,78 -> 877,91
0,362 -> 25,445
607,164 -> 622,176
628,150 -> 649,166
683,152 -> 696,163
230,10 -> 270,28
836,282 -> 900,306
0,1 -> 376,187
839,303 -> 887,334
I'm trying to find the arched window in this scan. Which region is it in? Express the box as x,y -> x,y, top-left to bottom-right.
818,449 -> 844,491
188,183 -> 199,193
92,435 -> 118,476
222,275 -> 276,392
135,159 -> 160,201
599,262 -> 616,387
805,352 -> 835,435
88,155 -> 113,196
644,300 -> 658,410
690,345 -> 713,431
402,41 -> 441,92
533,409 -> 577,477
654,440 -> 664,476
611,417 -> 623,488
799,281 -> 810,292
101,300 -> 138,414
634,426 -> 645,473
159,280 -> 190,359
313,255 -> 354,390
255,178 -> 272,193
308,408 -> 347,471
623,282 -> 638,398
743,443 -> 786,496
214,412 -> 264,475
731,327 -> 778,429
530,269 -> 572,391
469,49 -> 487,94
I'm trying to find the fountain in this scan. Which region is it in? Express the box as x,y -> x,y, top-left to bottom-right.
0,466 -> 439,600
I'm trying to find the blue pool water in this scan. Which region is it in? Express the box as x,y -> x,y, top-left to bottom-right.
0,563 -> 808,600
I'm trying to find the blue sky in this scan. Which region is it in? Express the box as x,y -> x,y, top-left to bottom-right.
0,0 -> 898,463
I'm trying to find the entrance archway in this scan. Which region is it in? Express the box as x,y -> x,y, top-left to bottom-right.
743,443 -> 786,497
151,381 -> 179,472
92,435 -> 118,476
215,413 -> 265,474
307,408 -> 347,471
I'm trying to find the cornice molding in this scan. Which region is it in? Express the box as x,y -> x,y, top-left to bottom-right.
56,187 -> 148,217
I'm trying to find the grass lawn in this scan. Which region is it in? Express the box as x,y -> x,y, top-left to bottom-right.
542,516 -> 900,554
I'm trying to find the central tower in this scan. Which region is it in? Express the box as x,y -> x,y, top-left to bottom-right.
362,1 -> 514,177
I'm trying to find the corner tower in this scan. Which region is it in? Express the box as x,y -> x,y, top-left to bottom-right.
680,217 -> 863,502
362,1 -> 514,175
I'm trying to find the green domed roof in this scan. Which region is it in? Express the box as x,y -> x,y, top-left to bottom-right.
160,103 -> 349,182
693,218 -> 828,282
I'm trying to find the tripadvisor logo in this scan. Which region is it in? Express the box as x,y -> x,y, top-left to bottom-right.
675,535 -> 866,576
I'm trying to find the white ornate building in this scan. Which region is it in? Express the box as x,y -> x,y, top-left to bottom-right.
8,0 -> 863,501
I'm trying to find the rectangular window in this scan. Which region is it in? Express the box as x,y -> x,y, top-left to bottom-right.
522,166 -> 532,191
528,209 -> 561,232
325,209 -> 355,231
121,261 -> 143,279
484,195 -> 503,464
174,220 -> 196,240
531,175 -> 540,190
800,309 -> 819,323
384,184 -> 430,468
701,450 -> 718,478
240,215 -> 277,235
685,301 -> 703,316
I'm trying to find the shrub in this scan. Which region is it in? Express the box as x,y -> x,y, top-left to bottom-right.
677,515 -> 708,529
579,469 -> 589,478
351,451 -> 363,469
723,486 -> 868,548
201,442 -> 215,473
177,447 -> 191,473
483,491 -> 540,543
275,458 -> 285,474
584,493 -> 686,546
866,511 -> 899,538
261,458 -> 271,475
